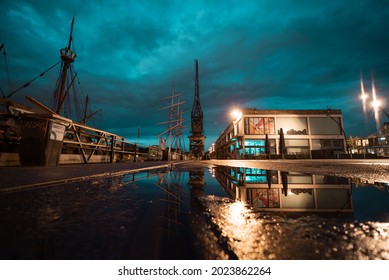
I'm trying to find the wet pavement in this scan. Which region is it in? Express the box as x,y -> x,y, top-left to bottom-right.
194,196 -> 389,260
0,161 -> 170,189
0,160 -> 388,260
0,169 -> 196,259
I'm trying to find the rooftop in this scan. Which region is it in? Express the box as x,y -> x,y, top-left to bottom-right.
242,108 -> 342,115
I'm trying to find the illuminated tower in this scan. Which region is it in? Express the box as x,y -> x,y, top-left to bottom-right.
189,59 -> 205,158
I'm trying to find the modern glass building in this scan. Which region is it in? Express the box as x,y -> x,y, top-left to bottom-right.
211,109 -> 347,159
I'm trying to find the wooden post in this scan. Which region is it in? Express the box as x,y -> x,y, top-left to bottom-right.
133,143 -> 137,162
110,135 -> 115,163
121,137 -> 125,161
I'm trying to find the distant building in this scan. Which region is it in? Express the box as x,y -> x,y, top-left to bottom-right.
210,108 -> 347,159
348,122 -> 389,157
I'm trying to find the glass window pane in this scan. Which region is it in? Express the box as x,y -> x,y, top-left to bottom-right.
312,139 -> 321,150
322,139 -> 332,147
245,168 -> 266,175
287,148 -> 310,155
333,139 -> 343,148
277,117 -> 308,135
244,139 -> 265,146
244,117 -> 275,135
267,118 -> 275,134
282,191 -> 314,208
246,176 -> 267,183
288,175 -> 313,184
252,189 -> 280,208
310,117 -> 342,134
316,189 -> 351,209
285,139 -> 309,146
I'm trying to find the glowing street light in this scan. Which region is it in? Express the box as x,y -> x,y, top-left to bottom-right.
231,109 -> 242,122
371,78 -> 384,132
371,98 -> 382,111
359,73 -> 388,133
360,74 -> 368,113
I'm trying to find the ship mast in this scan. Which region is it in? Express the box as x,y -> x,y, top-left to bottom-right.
82,95 -> 89,125
159,83 -> 186,161
81,95 -> 102,125
55,16 -> 76,115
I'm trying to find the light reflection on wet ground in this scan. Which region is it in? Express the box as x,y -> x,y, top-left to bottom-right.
193,196 -> 389,260
0,166 -> 388,260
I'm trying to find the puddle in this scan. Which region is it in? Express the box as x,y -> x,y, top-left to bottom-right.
0,165 -> 388,260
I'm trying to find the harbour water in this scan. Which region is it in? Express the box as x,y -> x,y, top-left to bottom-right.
0,164 -> 388,260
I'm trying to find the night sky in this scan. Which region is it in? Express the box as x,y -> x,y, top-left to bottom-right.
1,0 -> 389,150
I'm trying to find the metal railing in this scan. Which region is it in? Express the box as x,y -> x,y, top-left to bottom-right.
61,122 -> 151,163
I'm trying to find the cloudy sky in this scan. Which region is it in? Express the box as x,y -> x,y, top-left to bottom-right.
1,0 -> 388,149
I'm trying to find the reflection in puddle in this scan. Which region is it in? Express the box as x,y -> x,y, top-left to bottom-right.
214,166 -> 353,214
196,195 -> 389,259
190,165 -> 389,260
0,165 -> 388,260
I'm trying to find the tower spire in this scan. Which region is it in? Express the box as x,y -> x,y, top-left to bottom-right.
191,59 -> 203,133
189,59 -> 205,158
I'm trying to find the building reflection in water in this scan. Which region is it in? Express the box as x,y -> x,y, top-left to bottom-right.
214,166 -> 353,215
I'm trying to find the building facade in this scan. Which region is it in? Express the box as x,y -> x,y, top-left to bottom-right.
348,122 -> 389,157
211,109 -> 347,159
214,165 -> 353,214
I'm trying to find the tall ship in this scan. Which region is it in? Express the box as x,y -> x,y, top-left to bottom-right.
1,18 -> 158,166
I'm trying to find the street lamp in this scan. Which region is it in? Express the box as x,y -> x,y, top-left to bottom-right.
231,110 -> 242,122
360,74 -> 368,114
359,75 -> 388,132
370,95 -> 388,119
360,92 -> 368,101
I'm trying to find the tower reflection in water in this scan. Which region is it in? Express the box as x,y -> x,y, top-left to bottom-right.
188,169 -> 205,220
214,166 -> 353,215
